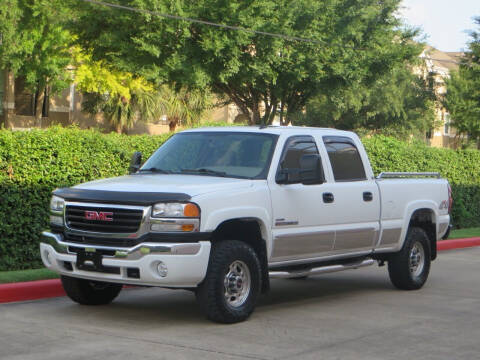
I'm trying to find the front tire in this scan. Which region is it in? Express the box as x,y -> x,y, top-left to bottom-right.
196,240 -> 262,323
388,227 -> 431,290
61,276 -> 123,305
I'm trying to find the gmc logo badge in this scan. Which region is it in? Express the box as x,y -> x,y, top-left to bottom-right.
84,210 -> 114,222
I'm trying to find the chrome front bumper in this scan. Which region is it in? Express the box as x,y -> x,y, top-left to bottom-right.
40,231 -> 211,287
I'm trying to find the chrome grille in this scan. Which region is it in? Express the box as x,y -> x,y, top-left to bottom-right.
65,205 -> 143,233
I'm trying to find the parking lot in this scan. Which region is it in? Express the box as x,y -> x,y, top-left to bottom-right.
1,247 -> 479,360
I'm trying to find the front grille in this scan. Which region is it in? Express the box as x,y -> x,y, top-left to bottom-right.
65,205 -> 143,233
64,233 -> 139,248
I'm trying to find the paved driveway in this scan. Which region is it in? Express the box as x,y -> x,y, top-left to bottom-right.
1,247 -> 479,360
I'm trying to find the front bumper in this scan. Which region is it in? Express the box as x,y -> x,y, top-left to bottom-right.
40,231 -> 211,287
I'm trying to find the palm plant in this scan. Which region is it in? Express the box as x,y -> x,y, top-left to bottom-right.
156,85 -> 213,131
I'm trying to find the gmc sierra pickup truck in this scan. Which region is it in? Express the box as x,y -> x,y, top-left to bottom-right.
40,126 -> 452,323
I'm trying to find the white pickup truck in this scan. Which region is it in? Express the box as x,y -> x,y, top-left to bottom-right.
41,126 -> 452,323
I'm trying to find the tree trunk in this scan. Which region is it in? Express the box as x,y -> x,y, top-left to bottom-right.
116,124 -> 123,134
251,102 -> 261,125
35,85 -> 46,123
279,102 -> 285,126
169,117 -> 179,132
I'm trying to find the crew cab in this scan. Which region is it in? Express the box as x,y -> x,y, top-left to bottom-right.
40,126 -> 452,323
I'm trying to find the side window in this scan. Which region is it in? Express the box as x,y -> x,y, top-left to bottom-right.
277,136 -> 322,183
323,137 -> 366,181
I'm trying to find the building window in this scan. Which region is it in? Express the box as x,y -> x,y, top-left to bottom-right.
444,113 -> 451,135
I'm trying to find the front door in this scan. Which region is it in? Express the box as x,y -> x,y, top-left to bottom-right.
269,136 -> 334,263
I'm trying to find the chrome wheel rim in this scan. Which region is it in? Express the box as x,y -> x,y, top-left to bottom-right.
224,260 -> 251,308
409,242 -> 425,277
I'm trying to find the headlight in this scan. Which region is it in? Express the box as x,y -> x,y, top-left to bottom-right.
151,202 -> 200,232
50,195 -> 65,212
152,202 -> 200,218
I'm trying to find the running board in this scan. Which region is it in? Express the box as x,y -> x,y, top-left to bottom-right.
269,259 -> 375,279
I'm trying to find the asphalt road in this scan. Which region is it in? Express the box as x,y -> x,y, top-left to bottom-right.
1,247 -> 479,360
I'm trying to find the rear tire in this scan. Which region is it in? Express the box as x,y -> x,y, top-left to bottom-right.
388,227 -> 431,290
61,276 -> 122,305
196,240 -> 262,323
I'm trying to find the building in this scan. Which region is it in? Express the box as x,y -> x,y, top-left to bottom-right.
420,46 -> 463,148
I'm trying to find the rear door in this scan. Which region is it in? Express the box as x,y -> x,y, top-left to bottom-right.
321,136 -> 380,253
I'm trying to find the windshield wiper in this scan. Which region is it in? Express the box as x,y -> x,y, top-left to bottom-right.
181,168 -> 227,177
138,167 -> 171,174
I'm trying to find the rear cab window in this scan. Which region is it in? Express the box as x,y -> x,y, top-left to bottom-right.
323,136 -> 366,182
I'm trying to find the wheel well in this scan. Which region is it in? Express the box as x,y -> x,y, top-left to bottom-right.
212,218 -> 270,293
409,209 -> 437,260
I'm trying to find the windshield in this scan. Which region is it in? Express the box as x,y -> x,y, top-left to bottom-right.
140,132 -> 278,179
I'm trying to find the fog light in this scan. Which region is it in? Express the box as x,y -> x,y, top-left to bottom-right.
156,261 -> 168,277
43,250 -> 52,267
50,215 -> 63,226
151,223 -> 182,232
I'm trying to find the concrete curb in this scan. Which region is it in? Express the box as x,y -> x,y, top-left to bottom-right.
437,237 -> 480,251
1,237 -> 479,304
0,279 -> 64,304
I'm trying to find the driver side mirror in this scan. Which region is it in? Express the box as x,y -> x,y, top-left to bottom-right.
276,154 -> 324,185
129,151 -> 142,174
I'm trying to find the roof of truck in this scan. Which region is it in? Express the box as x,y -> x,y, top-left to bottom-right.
181,126 -> 356,137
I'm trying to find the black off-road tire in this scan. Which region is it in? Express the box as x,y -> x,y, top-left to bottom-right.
61,276 -> 123,305
388,227 -> 431,290
196,240 -> 262,323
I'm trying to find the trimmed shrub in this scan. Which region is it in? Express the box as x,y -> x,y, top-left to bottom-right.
0,128 -> 478,270
0,127 -> 170,270
363,136 -> 480,230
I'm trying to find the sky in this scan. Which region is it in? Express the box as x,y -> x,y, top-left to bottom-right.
400,0 -> 480,52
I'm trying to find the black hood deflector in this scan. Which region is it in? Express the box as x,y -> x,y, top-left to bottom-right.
53,187 -> 191,205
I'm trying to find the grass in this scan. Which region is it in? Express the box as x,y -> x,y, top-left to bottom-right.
0,226 -> 479,284
449,227 -> 480,240
0,268 -> 59,284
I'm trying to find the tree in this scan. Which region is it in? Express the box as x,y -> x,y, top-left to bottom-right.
444,17 -> 480,147
74,49 -> 156,132
71,0 -> 421,125
0,0 -> 72,120
75,49 -> 212,132
155,85 -> 213,131
295,63 -> 437,138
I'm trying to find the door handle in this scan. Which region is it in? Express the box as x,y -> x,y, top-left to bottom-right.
323,192 -> 334,203
363,191 -> 373,202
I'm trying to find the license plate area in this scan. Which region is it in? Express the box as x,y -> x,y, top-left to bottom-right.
76,249 -> 120,274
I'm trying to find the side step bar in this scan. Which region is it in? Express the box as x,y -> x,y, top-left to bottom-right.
269,259 -> 375,279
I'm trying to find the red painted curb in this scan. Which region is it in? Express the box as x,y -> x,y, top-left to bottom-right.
0,238 -> 479,304
437,237 -> 480,251
0,279 -> 64,304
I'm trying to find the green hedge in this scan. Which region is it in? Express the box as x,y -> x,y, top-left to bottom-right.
363,136 -> 480,230
0,127 -> 170,271
1,128 -> 479,270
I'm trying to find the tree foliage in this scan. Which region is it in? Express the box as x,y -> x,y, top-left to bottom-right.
74,49 -> 212,132
71,0 -> 421,125
444,17 -> 480,147
296,63 -> 437,137
0,0 -> 71,92
74,48 -> 157,132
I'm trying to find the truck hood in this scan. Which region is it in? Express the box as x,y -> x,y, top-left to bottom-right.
74,174 -> 253,197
